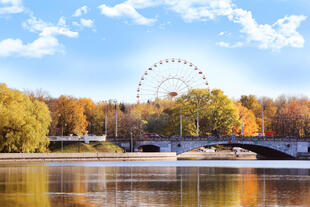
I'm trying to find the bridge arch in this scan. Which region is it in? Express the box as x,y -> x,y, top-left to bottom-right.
138,144 -> 161,152
227,144 -> 294,159
173,141 -> 296,159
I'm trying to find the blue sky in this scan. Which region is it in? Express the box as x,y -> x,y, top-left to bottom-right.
0,0 -> 310,103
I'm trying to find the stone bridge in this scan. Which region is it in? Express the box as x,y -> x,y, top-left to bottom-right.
109,137 -> 310,159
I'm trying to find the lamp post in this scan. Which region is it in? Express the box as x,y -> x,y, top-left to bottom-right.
114,99 -> 118,138
241,100 -> 245,137
130,131 -> 133,152
105,102 -> 108,137
61,123 -> 66,152
196,100 -> 199,137
261,99 -> 265,137
180,104 -> 183,137
242,106 -> 244,137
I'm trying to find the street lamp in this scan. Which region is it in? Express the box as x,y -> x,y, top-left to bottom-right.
196,99 -> 199,137
61,123 -> 67,152
242,106 -> 244,137
261,99 -> 265,137
130,131 -> 133,152
104,101 -> 108,137
180,103 -> 183,137
113,99 -> 118,138
241,100 -> 245,137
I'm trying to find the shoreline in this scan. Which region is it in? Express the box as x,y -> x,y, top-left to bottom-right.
0,152 -> 257,162
0,152 -> 177,162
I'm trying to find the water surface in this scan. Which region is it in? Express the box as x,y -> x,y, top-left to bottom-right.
0,161 -> 310,207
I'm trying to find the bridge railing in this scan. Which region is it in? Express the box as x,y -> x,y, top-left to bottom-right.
106,136 -> 310,142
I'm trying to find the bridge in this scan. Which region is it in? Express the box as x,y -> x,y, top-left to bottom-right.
108,136 -> 310,159
47,135 -> 310,159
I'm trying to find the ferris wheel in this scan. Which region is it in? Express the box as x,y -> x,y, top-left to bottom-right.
137,58 -> 208,102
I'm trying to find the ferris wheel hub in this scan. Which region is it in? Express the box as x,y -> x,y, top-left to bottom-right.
168,92 -> 178,97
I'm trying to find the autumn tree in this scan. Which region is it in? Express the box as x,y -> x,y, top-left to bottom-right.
165,89 -> 239,136
54,96 -> 88,136
0,84 -> 51,152
259,97 -> 276,131
233,102 -> 258,136
240,95 -> 261,115
272,96 -> 310,137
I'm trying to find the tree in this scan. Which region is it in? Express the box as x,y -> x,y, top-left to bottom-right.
240,95 -> 261,117
145,113 -> 169,135
165,89 -> 239,136
79,98 -> 96,134
0,84 -> 51,152
200,89 -> 240,136
55,96 -> 87,136
273,97 -> 310,137
233,102 -> 258,136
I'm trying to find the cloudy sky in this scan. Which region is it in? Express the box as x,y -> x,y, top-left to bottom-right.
0,0 -> 310,103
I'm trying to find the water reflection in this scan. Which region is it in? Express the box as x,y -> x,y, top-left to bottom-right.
0,165 -> 50,207
0,163 -> 309,206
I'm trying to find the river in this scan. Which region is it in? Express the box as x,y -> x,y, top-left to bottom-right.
0,160 -> 310,207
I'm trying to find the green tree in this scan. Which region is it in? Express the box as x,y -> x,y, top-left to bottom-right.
0,84 -> 51,152
240,95 -> 261,116
165,89 -> 239,136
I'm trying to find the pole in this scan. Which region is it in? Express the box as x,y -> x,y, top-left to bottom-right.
242,106 -> 244,137
61,123 -> 63,152
262,100 -> 265,137
180,105 -> 182,137
130,131 -> 133,152
115,101 -> 118,138
105,105 -> 108,136
196,101 -> 199,137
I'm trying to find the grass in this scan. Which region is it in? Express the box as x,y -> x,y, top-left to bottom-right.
50,141 -> 124,153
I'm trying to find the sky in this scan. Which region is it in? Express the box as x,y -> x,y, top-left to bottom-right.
0,0 -> 310,103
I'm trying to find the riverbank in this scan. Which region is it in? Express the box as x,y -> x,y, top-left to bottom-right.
0,152 -> 177,162
0,151 -> 257,162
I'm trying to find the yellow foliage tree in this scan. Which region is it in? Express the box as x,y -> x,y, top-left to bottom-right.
233,102 -> 258,136
55,96 -> 87,136
0,84 -> 51,152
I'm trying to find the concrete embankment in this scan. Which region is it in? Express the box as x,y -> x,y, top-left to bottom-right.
0,152 -> 177,162
178,152 -> 257,160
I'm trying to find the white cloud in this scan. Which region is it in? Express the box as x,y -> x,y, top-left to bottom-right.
216,41 -> 243,48
230,9 -> 306,50
0,16 -> 78,58
72,5 -> 88,17
0,0 -> 23,14
126,0 -> 163,9
218,31 -> 231,36
23,16 -> 78,38
98,2 -> 156,26
72,18 -> 95,29
165,0 -> 234,22
0,36 -> 61,58
98,0 -> 306,50
80,18 -> 94,28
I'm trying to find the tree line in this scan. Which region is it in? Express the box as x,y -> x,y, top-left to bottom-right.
1,83 -> 310,152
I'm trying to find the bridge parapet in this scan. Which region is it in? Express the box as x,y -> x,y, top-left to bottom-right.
107,136 -> 310,142
48,135 -> 106,144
